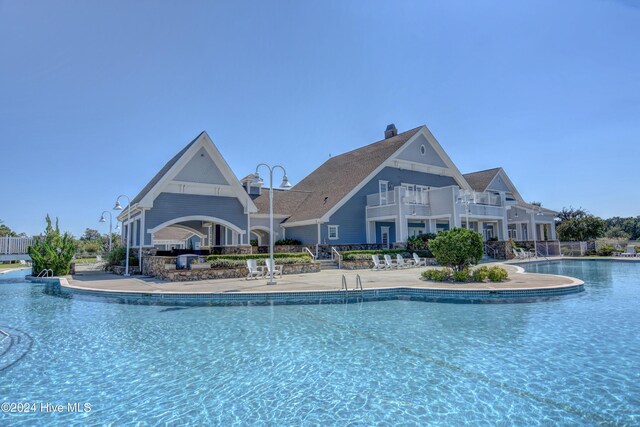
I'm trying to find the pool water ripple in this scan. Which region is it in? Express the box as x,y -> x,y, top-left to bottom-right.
0,260 -> 639,425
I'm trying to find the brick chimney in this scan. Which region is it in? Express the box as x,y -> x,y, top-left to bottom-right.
384,124 -> 398,139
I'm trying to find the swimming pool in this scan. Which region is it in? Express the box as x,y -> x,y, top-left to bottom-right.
1,260 -> 638,425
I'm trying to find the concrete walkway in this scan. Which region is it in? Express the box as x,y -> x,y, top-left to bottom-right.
67,261 -> 582,294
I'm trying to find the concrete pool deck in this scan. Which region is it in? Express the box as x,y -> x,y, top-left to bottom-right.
64,260 -> 583,295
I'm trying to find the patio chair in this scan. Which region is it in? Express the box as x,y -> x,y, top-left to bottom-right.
396,254 -> 414,268
621,245 -> 636,257
412,253 -> 427,267
264,258 -> 283,278
519,248 -> 533,259
371,254 -> 386,270
246,259 -> 264,280
383,254 -> 398,269
512,248 -> 526,260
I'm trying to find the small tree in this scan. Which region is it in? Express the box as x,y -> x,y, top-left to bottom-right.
28,215 -> 76,276
428,228 -> 484,272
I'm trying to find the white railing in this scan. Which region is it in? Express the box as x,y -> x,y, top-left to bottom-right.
331,247 -> 342,269
468,204 -> 504,217
1,236 -> 34,254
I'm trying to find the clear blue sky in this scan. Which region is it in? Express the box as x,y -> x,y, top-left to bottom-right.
1,0 -> 639,237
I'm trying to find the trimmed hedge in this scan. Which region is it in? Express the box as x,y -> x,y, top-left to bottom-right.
422,265 -> 509,283
205,253 -> 312,268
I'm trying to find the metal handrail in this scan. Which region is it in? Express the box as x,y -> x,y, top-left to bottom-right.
304,247 -> 316,260
0,328 -> 9,341
331,247 -> 342,269
355,274 -> 363,291
37,269 -> 53,278
341,275 -> 348,291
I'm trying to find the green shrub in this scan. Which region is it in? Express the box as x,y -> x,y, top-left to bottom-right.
596,245 -> 614,256
342,249 -> 405,261
452,268 -> 471,282
428,228 -> 484,272
250,239 -> 258,246
205,253 -> 312,268
472,266 -> 490,282
487,266 -> 508,282
421,268 -> 452,281
274,238 -> 302,245
28,215 -> 76,276
406,233 -> 436,255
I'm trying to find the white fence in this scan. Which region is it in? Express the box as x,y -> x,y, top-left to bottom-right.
0,236 -> 34,254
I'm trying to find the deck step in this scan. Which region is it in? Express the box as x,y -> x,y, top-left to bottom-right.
317,259 -> 340,270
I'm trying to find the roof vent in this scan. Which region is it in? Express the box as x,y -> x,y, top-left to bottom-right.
384,124 -> 398,139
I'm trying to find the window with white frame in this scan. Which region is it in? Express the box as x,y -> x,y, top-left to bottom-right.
328,225 -> 339,240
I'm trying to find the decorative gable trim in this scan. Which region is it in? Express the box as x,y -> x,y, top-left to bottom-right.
318,125 -> 470,223
491,168 -> 525,204
139,132 -> 257,213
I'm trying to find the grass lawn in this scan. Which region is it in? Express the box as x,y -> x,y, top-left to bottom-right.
0,263 -> 29,269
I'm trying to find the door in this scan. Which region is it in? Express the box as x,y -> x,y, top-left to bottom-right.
381,227 -> 390,249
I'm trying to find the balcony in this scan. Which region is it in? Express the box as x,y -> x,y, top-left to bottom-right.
366,187 -> 438,219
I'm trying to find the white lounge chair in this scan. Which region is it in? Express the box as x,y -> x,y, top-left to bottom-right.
383,254 -> 398,269
519,248 -> 533,259
621,245 -> 637,257
412,253 -> 427,267
246,259 -> 264,280
371,254 -> 386,270
512,248 -> 526,260
396,254 -> 413,268
264,258 -> 283,278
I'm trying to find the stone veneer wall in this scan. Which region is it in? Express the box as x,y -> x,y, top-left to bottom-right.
142,256 -> 320,281
111,265 -> 141,275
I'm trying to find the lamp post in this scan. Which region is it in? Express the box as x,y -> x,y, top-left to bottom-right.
457,189 -> 473,229
99,211 -> 113,253
113,195 -> 132,276
252,164 -> 292,285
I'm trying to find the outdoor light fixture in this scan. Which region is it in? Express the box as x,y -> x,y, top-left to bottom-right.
99,210 -> 113,252
113,195 -> 132,276
254,163 -> 293,285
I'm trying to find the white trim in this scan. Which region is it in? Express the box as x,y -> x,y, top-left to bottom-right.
147,215 -> 245,235
320,125 -> 471,223
138,132 -> 257,213
150,224 -> 206,239
281,219 -> 326,228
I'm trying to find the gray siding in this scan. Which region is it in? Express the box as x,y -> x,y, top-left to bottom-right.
144,192 -> 247,245
327,167 -> 457,243
173,147 -> 229,185
285,224 -> 319,244
395,134 -> 447,168
486,174 -> 511,192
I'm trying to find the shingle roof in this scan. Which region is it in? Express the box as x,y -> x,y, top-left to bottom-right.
252,189 -> 313,215
462,168 -> 501,192
283,126 -> 423,223
130,132 -> 205,205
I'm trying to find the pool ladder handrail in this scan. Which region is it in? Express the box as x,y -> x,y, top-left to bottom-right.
0,328 -> 9,341
37,269 -> 54,278
341,274 -> 364,292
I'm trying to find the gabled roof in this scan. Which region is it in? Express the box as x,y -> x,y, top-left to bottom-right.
131,132 -> 203,205
119,131 -> 257,221
463,168 -> 502,193
283,126 -> 423,224
252,189 -> 313,216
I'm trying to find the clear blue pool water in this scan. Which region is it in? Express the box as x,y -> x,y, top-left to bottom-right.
1,260 -> 639,426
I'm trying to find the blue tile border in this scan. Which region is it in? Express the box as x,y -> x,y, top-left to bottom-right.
34,278 -> 585,306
